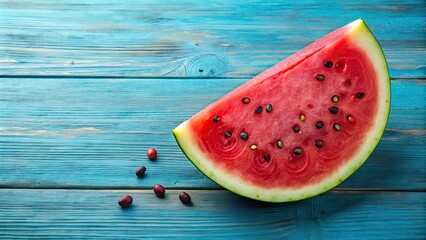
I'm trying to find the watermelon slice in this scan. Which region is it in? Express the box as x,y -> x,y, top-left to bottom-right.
173,19 -> 390,202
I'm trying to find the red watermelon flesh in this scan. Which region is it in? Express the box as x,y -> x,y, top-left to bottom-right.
173,19 -> 390,202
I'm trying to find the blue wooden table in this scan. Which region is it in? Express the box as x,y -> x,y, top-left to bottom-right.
1,0 -> 425,239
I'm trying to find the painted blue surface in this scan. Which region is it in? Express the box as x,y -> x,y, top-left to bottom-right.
0,0 -> 425,77
0,79 -> 424,190
0,0 -> 425,239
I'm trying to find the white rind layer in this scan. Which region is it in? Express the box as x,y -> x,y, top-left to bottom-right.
173,19 -> 390,202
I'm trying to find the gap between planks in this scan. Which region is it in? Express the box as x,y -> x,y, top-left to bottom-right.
0,186 -> 424,193
0,75 -> 424,80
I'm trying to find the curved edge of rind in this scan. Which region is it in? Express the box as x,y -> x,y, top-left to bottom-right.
172,19 -> 391,203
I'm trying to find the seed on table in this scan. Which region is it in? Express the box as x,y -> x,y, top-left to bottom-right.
153,184 -> 165,197
179,192 -> 191,205
146,148 -> 157,160
135,166 -> 146,178
118,195 -> 133,208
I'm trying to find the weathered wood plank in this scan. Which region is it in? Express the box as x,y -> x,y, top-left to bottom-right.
0,0 -> 424,78
0,78 -> 424,189
0,189 -> 424,239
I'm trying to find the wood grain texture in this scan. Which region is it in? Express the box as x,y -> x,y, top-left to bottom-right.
1,78 -> 425,189
0,0 -> 424,238
0,189 -> 424,239
0,0 -> 425,78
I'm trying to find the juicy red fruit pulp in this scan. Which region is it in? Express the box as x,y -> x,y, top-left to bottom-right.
191,36 -> 378,189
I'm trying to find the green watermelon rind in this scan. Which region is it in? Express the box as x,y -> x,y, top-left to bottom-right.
172,19 -> 390,203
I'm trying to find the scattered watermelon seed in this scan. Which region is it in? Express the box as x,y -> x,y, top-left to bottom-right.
324,61 -> 333,68
276,140 -> 283,149
329,107 -> 339,114
357,92 -> 365,99
315,74 -> 325,81
240,132 -> 249,140
118,195 -> 133,208
242,97 -> 250,104
316,121 -> 324,129
255,106 -> 262,114
293,148 -> 302,155
224,131 -> 232,138
299,114 -> 306,122
135,166 -> 146,178
315,140 -> 323,148
265,104 -> 272,112
212,116 -> 221,122
179,192 -> 191,205
333,123 -> 341,131
250,144 -> 258,150
153,184 -> 165,198
146,148 -> 158,160
332,95 -> 339,103
263,154 -> 271,162
293,124 -> 300,133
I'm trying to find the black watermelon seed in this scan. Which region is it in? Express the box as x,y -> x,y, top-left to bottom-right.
255,106 -> 262,114
329,107 -> 339,114
242,97 -> 250,104
333,123 -> 341,131
357,92 -> 365,99
212,116 -> 221,122
293,148 -> 302,155
316,121 -> 324,129
315,140 -> 323,148
265,104 -> 272,112
263,154 -> 271,162
315,74 -> 325,81
293,124 -> 300,133
224,131 -> 232,138
240,132 -> 249,140
346,114 -> 354,122
324,61 -> 333,68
